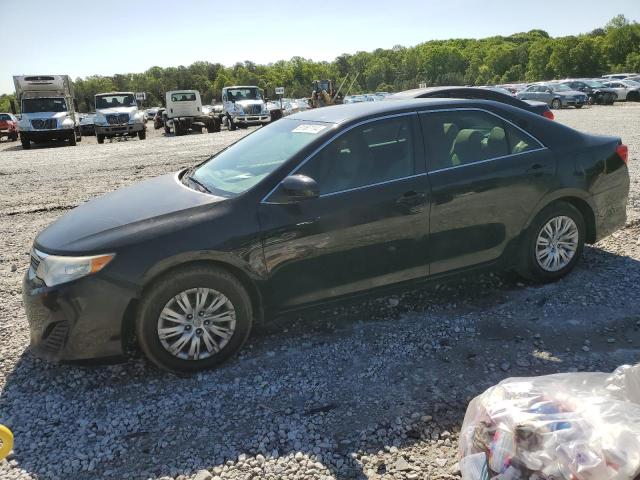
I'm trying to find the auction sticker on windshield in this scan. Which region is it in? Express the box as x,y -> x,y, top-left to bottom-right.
292,124 -> 327,134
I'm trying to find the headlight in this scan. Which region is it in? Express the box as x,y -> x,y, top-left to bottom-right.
61,117 -> 73,128
33,250 -> 115,287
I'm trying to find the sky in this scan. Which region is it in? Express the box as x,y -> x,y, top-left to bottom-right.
2,0 -> 640,94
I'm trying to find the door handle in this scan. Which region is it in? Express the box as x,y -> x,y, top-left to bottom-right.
396,191 -> 425,206
526,164 -> 543,175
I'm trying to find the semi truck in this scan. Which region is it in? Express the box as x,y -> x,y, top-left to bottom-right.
222,86 -> 270,130
12,75 -> 81,149
164,90 -> 220,136
93,92 -> 146,143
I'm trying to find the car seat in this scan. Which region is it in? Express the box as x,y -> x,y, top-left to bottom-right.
482,127 -> 508,159
451,129 -> 484,166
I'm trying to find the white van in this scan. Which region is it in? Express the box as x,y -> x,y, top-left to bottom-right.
164,90 -> 220,136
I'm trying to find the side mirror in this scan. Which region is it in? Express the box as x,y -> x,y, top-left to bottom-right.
275,174 -> 319,203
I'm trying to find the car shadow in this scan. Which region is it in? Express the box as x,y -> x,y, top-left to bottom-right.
1,244 -> 639,479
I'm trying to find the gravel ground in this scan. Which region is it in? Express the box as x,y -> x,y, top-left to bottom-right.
0,105 -> 639,480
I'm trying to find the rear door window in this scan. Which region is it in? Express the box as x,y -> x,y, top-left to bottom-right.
420,109 -> 542,171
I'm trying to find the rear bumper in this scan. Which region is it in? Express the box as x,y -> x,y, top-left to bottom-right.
95,123 -> 144,135
22,269 -> 133,362
591,170 -> 630,243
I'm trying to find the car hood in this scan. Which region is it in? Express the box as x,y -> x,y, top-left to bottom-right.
96,106 -> 138,115
36,173 -> 226,254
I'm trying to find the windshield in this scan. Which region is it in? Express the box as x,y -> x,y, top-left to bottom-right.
226,88 -> 262,101
190,119 -> 330,196
0,114 -> 11,121
549,84 -> 572,92
582,80 -> 605,88
22,97 -> 68,113
95,94 -> 136,109
171,92 -> 197,102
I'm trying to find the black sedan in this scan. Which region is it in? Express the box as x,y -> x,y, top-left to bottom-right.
23,99 -> 630,372
392,86 -> 555,119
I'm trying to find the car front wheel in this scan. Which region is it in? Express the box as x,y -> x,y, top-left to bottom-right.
136,266 -> 253,373
551,98 -> 562,110
518,201 -> 585,282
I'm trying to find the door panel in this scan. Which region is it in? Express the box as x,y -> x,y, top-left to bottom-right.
420,109 -> 554,275
427,150 -> 553,274
259,176 -> 430,308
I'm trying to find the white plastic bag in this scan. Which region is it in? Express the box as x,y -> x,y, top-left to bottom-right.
459,364 -> 640,480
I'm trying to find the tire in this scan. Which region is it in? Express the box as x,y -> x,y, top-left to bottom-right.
550,98 -> 562,110
207,118 -> 220,133
136,265 -> 253,373
67,131 -> 77,146
517,201 -> 585,282
97,134 -> 105,144
20,137 -> 31,149
9,133 -> 17,141
138,129 -> 146,140
628,91 -> 640,102
575,104 -> 583,109
164,125 -> 170,135
227,115 -> 236,131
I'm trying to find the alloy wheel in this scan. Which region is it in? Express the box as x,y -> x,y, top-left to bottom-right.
535,216 -> 579,272
157,287 -> 236,360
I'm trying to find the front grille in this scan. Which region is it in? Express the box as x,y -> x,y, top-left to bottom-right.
43,321 -> 70,355
106,113 -> 129,125
243,105 -> 262,114
31,118 -> 57,129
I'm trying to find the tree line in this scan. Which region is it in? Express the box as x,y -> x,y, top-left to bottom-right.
1,15 -> 638,113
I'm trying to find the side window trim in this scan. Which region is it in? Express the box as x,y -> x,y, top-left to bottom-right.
262,112 -> 420,203
419,107 -> 547,173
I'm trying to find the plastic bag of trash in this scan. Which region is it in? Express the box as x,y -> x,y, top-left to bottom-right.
459,364 -> 640,480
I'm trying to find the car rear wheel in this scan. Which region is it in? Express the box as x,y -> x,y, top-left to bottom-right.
518,201 -> 585,282
575,104 -> 583,109
551,98 -> 562,110
96,134 -> 105,144
136,265 -> 253,373
138,129 -> 146,140
67,131 -> 77,146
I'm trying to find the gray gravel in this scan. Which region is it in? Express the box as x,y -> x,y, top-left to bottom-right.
1,105 -> 639,480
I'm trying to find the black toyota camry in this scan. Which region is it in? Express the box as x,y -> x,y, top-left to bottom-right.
23,99 -> 630,372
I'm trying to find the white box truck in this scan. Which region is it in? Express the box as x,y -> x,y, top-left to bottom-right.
93,92 -> 146,144
164,90 -> 220,136
222,86 -> 270,130
13,75 -> 81,149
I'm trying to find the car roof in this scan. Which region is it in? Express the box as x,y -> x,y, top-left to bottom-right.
392,86 -> 496,98
287,98 -> 501,124
96,92 -> 135,95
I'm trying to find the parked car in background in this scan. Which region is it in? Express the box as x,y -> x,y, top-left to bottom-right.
602,73 -> 638,80
516,83 -> 587,109
626,75 -> 640,83
22,98 -> 630,372
79,113 -> 95,135
145,108 -> 159,122
393,86 -> 555,119
0,113 -> 19,141
601,79 -> 640,102
560,79 -> 617,105
154,108 -> 166,130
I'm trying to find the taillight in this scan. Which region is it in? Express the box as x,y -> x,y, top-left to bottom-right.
543,110 -> 555,120
617,144 -> 628,164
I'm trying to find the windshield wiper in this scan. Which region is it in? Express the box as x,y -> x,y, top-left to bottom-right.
183,168 -> 212,193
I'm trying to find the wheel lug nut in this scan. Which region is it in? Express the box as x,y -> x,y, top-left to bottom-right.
199,312 -> 204,316
187,314 -> 193,320
196,328 -> 203,335
204,320 -> 209,326
185,325 -> 191,331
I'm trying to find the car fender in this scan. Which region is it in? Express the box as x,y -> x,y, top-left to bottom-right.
521,187 -> 595,233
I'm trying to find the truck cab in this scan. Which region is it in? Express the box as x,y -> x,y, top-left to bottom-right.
13,75 -> 81,149
222,86 -> 270,130
93,92 -> 146,143
164,90 -> 220,136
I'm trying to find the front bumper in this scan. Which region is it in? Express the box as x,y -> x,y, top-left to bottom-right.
232,114 -> 270,125
21,129 -> 73,141
22,268 -> 134,362
95,123 -> 144,135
